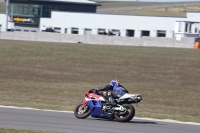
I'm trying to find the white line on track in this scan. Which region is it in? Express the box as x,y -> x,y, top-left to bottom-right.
0,105 -> 199,126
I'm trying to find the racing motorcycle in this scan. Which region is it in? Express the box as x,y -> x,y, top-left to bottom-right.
74,87 -> 142,122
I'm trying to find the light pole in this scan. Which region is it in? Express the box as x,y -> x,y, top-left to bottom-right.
6,0 -> 10,31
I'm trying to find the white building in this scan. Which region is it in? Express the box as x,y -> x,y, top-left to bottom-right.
39,11 -> 200,38
0,0 -> 200,38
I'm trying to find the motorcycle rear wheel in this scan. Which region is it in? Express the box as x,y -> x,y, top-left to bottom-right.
114,104 -> 135,122
74,103 -> 90,119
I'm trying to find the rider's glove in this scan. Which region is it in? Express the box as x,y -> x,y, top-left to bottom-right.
93,88 -> 99,94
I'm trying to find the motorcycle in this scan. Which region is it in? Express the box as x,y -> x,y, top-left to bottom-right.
74,87 -> 142,122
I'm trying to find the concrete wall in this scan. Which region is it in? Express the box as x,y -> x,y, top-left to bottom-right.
0,31 -> 195,49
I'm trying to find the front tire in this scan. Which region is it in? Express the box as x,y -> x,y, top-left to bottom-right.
74,103 -> 90,119
114,104 -> 135,122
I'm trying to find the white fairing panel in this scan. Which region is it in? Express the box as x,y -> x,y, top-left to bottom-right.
99,96 -> 105,101
85,96 -> 105,101
119,93 -> 141,100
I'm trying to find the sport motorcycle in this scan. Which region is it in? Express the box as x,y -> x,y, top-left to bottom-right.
74,88 -> 142,122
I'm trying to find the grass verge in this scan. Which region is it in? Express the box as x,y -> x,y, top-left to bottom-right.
97,2 -> 200,17
0,128 -> 61,133
0,40 -> 200,123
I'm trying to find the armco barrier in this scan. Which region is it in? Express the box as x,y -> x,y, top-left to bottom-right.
0,32 -> 195,49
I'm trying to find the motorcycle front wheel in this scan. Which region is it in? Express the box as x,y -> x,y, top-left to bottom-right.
114,104 -> 135,122
74,103 -> 90,119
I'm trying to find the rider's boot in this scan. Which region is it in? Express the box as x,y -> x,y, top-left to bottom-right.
106,101 -> 117,107
106,96 -> 117,106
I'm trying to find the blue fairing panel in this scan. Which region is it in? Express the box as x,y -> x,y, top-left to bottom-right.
87,100 -> 102,116
101,113 -> 111,118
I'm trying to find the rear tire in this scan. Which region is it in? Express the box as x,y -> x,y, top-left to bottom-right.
74,103 -> 90,119
114,104 -> 135,122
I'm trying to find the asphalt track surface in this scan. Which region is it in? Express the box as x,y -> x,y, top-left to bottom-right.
97,2 -> 200,13
0,106 -> 200,133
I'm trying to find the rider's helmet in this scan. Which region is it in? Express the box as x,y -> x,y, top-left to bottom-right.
110,79 -> 119,87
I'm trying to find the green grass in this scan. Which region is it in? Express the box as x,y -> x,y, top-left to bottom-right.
0,2 -> 5,13
0,128 -> 61,133
97,2 -> 173,9
0,40 -> 200,123
106,9 -> 186,17
97,2 -> 200,17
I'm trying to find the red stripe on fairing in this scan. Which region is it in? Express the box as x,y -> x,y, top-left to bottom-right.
86,95 -> 103,100
84,90 -> 104,101
87,94 -> 102,100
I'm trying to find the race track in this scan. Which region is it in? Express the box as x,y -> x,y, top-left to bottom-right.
0,106 -> 199,133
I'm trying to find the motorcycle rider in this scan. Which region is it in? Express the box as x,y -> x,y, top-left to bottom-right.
93,79 -> 129,105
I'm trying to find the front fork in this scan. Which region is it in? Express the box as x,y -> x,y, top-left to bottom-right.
81,99 -> 88,108
77,100 -> 88,115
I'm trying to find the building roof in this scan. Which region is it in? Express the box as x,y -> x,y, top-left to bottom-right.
187,11 -> 200,13
33,0 -> 101,6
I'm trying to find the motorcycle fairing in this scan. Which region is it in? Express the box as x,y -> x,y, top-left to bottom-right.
85,93 -> 105,101
120,93 -> 140,100
87,100 -> 111,118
